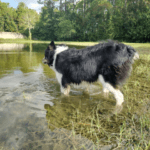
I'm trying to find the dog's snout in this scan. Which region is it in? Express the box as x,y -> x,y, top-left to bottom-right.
133,52 -> 139,60
42,58 -> 48,64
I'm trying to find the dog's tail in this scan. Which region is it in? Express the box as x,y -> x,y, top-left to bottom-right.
101,42 -> 139,88
114,44 -> 139,86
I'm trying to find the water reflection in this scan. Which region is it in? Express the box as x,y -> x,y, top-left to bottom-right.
14,70 -> 23,75
0,43 -> 25,51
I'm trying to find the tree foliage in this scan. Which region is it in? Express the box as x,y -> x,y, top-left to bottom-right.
0,1 -> 39,39
1,0 -> 150,42
33,0 -> 150,42
16,2 -> 39,39
0,1 -> 18,32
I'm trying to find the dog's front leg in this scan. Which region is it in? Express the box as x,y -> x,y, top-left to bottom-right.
55,72 -> 66,94
56,74 -> 70,95
61,85 -> 70,95
61,76 -> 71,95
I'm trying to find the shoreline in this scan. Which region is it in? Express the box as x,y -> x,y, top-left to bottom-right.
0,39 -> 150,48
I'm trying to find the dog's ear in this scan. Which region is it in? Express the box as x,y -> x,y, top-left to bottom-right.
50,41 -> 54,45
49,41 -> 56,51
127,45 -> 136,53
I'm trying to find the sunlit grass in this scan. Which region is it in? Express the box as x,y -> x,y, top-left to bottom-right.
0,38 -> 49,44
1,38 -> 150,48
0,38 -> 98,46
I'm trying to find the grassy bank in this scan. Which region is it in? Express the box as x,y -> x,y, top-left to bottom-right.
0,38 -> 49,44
0,38 -> 99,46
1,38 -> 150,48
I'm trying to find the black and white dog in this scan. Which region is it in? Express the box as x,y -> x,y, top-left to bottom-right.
42,41 -> 139,105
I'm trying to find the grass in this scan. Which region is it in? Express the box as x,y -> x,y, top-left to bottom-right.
0,38 -> 49,44
1,38 -> 150,48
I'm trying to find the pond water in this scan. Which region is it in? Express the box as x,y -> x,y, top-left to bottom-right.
0,43 -> 103,150
0,43 -> 149,150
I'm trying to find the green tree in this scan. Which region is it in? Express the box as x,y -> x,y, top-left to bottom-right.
0,1 -> 6,31
35,0 -> 150,42
4,7 -> 18,32
34,0 -> 59,40
109,0 -> 150,42
23,9 -> 39,40
16,2 -> 39,39
16,2 -> 27,33
0,1 -> 17,32
55,17 -> 76,40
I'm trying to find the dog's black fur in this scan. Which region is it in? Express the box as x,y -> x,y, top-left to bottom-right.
44,41 -> 136,87
43,40 -> 138,105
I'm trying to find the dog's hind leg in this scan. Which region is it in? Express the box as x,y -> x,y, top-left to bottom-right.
99,75 -> 124,105
103,88 -> 109,97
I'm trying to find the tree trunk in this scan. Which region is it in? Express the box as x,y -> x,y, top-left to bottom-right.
83,0 -> 86,18
73,0 -> 75,12
60,0 -> 62,11
29,28 -> 32,40
125,0 -> 127,8
65,0 -> 67,13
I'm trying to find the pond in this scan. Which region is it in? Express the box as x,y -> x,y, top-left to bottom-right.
0,43 -> 150,150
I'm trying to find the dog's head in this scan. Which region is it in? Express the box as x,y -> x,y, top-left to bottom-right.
133,51 -> 139,60
42,41 -> 69,66
127,45 -> 139,60
42,41 -> 56,66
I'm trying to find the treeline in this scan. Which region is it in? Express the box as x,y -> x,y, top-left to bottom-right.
33,0 -> 150,42
1,0 -> 150,42
0,1 -> 39,39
